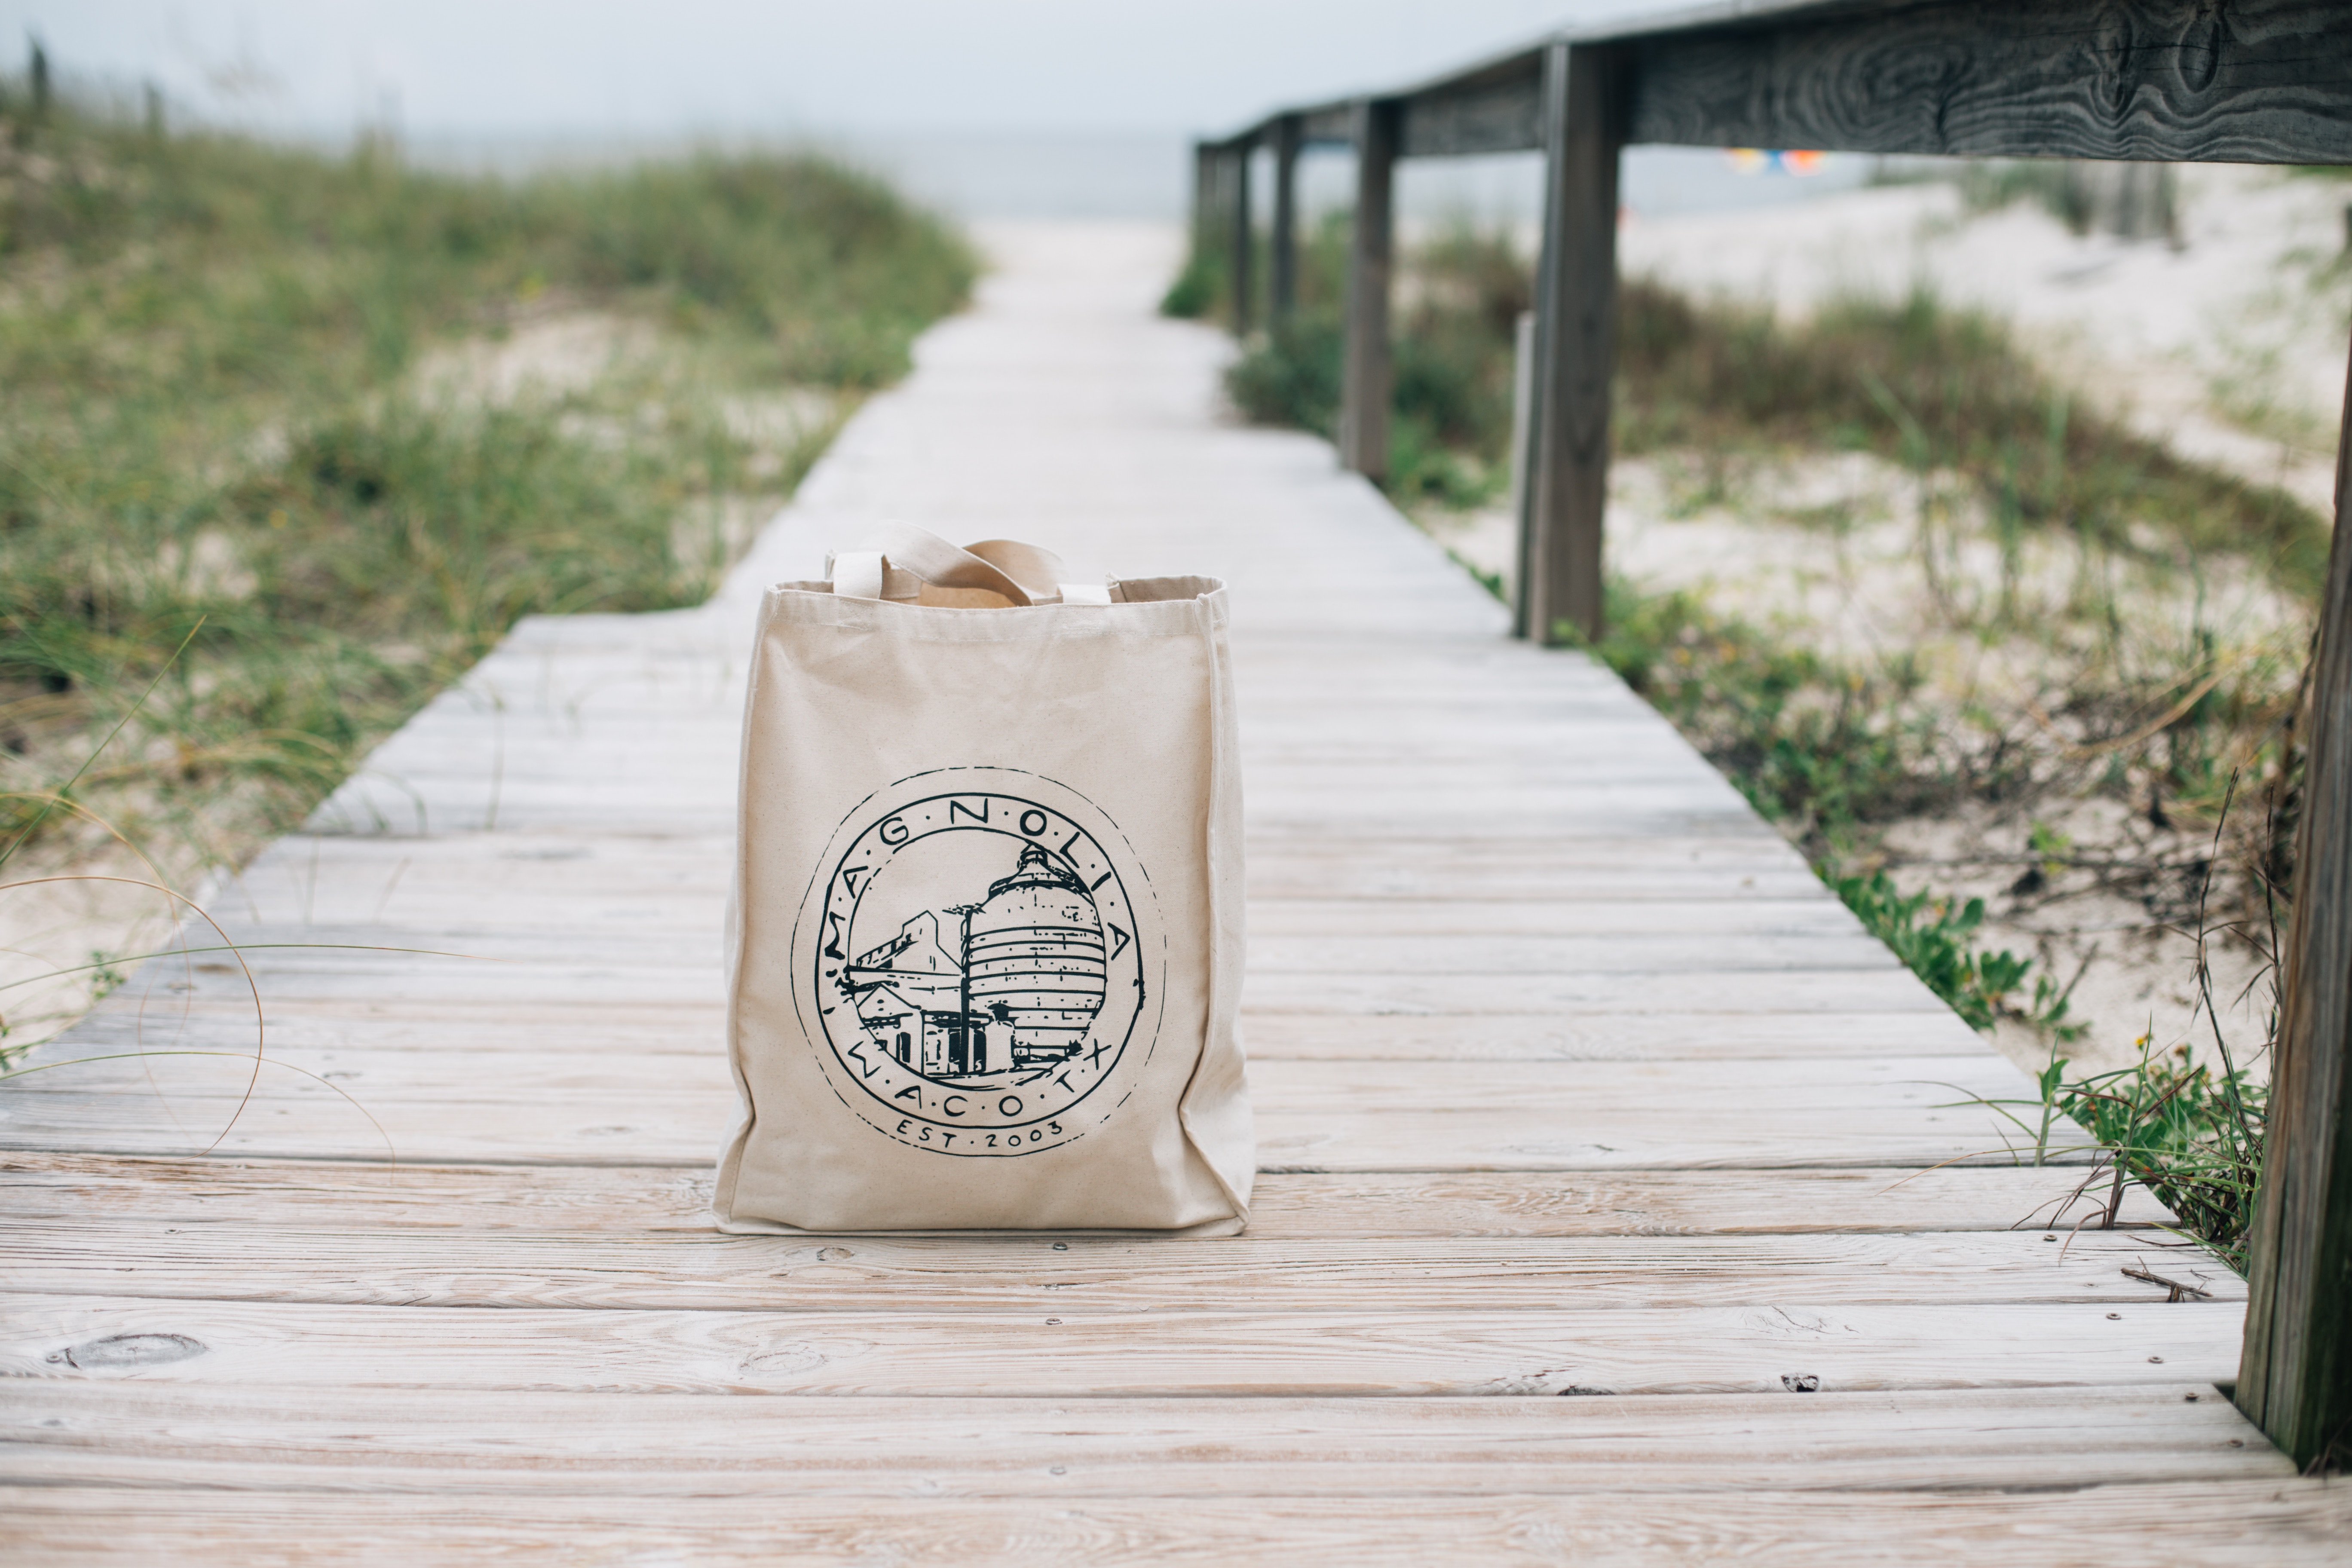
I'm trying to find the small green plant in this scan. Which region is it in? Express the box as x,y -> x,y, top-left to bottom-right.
1831,867 -> 2080,1038
1227,315 -> 1343,433
1214,216 -> 1516,507
1159,250 -> 1224,320
2056,1041 -> 2267,1270
1939,786 -> 2277,1263
1563,585 -> 1954,859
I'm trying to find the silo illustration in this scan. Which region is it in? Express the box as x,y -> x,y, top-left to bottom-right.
965,842 -> 1106,1064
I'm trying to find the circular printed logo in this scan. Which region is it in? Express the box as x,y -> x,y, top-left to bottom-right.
794,768 -> 1159,1157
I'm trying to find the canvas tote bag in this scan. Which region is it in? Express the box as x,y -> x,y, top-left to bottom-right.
713,523 -> 1253,1234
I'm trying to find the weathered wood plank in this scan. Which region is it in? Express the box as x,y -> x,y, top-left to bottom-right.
1400,67 -> 1545,156
0,1295 -> 2247,1395
9,1482 -> 2347,1568
1233,1 -> 2352,166
1625,0 -> 2352,165
5,1052 -> 2026,1110
1252,899 -> 1868,937
0,1385 -> 2287,1497
48,923 -> 1902,978
0,1225 -> 2231,1313
0,1158 -> 2170,1235
51,1001 -> 1983,1061
0,1096 -> 2059,1174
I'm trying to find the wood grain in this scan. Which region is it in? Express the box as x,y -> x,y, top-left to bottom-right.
0,1384 -> 2288,1496
9,1483 -> 2349,1568
1520,43 -> 1623,644
1227,0 -> 2352,166
1626,0 -> 2352,164
0,1158 -> 2172,1234
2238,310 -> 2352,1468
0,1224 -> 2229,1313
0,1294 -> 2249,1396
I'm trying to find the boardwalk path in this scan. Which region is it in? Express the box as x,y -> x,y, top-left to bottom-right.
3,222 -> 2339,1561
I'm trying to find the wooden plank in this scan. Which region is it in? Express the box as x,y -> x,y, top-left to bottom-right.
0,1158 -> 2175,1235
0,1099 -> 2072,1173
56,1000 -> 1983,1061
1227,2 -> 2352,166
1624,0 -> 2352,165
80,924 -> 1904,979
6,1053 -> 2029,1111
1247,898 -> 1869,936
1237,968 -> 1949,1012
0,1384 -> 2288,1497
20,965 -> 1955,1038
0,1225 -> 2233,1313
1400,68 -> 1545,157
1242,1011 -> 1988,1061
1245,844 -> 1825,901
1519,41 -> 1623,645
0,1295 -> 2248,1396
0,1049 -> 2065,1171
1337,98 -> 1398,481
8,1482 -> 2348,1568
2239,315 -> 2352,1469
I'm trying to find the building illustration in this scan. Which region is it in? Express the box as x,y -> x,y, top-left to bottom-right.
844,841 -> 1108,1083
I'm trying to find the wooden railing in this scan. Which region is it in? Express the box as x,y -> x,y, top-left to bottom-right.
1191,0 -> 2352,1474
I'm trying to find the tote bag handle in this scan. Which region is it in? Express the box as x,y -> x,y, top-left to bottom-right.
828,523 -> 1109,607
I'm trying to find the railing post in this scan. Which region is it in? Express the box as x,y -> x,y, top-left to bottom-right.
1338,98 -> 1398,482
1271,115 -> 1302,326
1191,141 -> 1216,270
2239,321 -> 2352,1474
1517,43 -> 1625,644
1228,141 -> 1255,337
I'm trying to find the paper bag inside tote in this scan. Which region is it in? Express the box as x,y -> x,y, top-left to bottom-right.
714,524 -> 1254,1234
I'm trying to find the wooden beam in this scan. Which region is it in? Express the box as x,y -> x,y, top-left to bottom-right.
1297,105 -> 1355,146
1338,100 -> 1399,482
1271,116 -> 1302,326
1518,44 -> 1624,646
1626,0 -> 2352,165
1228,144 -> 1256,338
2239,324 -> 2352,1474
1220,1 -> 2352,166
1400,70 -> 1544,157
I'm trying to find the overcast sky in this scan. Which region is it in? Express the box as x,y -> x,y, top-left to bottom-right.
2,1 -> 1676,139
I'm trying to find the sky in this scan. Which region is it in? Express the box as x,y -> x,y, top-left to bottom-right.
0,0 -> 1671,141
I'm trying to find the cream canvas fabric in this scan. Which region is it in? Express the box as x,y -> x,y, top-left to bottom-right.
714,524 -> 1254,1233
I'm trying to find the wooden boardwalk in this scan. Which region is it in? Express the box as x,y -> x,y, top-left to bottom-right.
2,221 -> 2339,1562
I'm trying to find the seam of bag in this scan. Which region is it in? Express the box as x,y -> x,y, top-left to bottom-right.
710,591 -> 778,1225
1174,587 -> 1252,1226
